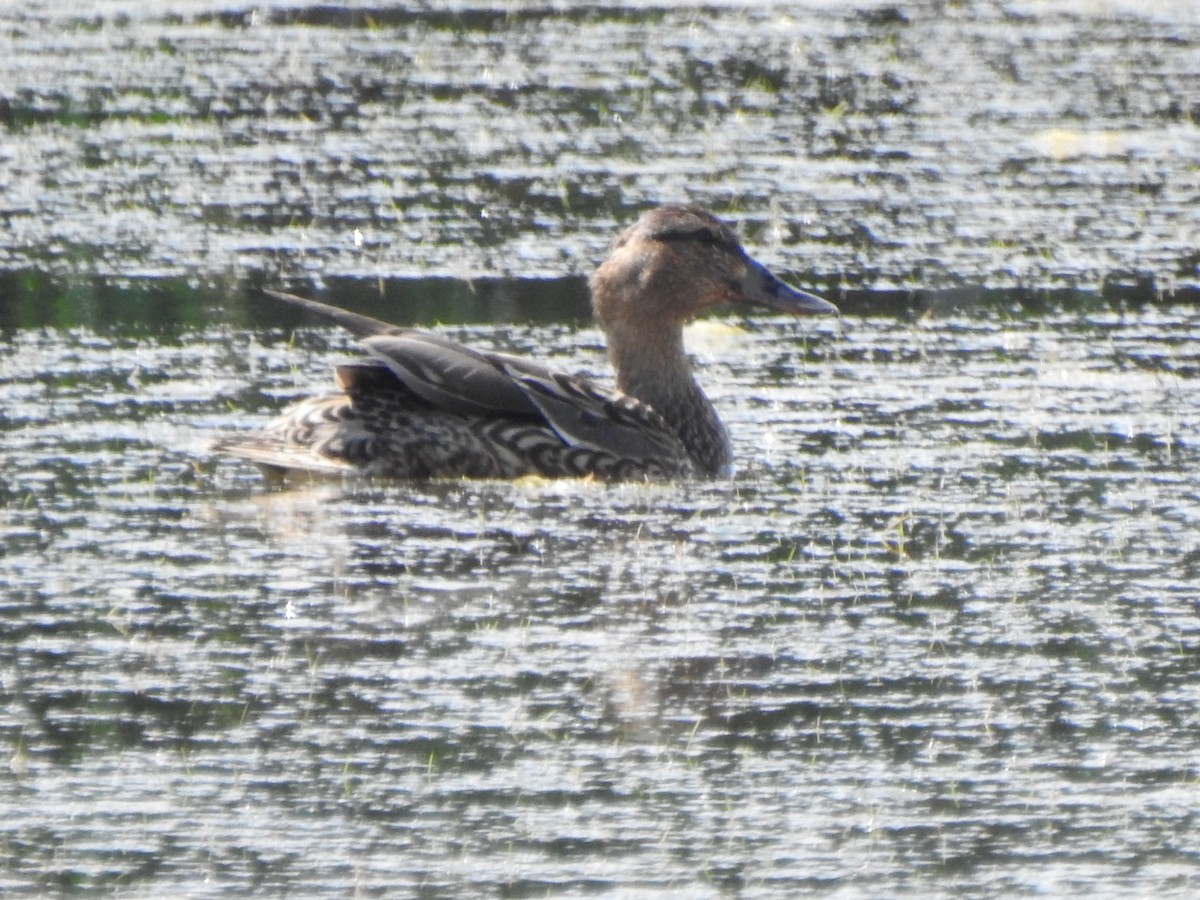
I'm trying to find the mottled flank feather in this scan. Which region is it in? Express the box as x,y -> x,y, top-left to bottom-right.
213,206 -> 837,482
215,356 -> 690,481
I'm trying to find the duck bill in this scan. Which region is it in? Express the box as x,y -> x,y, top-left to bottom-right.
741,258 -> 839,316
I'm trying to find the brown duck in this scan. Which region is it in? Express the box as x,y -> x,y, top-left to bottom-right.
214,206 -> 837,481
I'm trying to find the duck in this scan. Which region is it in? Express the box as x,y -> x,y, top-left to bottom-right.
213,206 -> 838,481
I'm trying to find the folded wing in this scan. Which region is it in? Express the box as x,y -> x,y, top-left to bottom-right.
264,290 -> 689,471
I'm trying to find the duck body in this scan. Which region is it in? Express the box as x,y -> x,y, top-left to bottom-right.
220,320 -> 694,480
214,206 -> 837,482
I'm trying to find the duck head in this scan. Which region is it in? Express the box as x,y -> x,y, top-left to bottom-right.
589,206 -> 838,331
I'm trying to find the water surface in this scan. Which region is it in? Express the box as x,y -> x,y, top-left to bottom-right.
4,307 -> 1200,896
3,1 -> 1200,896
0,0 -> 1197,298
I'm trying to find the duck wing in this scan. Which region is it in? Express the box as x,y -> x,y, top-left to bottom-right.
265,289 -> 541,418
496,359 -> 688,463
361,331 -> 544,420
264,290 -> 689,468
263,289 -> 402,339
363,332 -> 687,464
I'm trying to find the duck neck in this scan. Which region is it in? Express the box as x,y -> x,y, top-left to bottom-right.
606,319 -> 731,476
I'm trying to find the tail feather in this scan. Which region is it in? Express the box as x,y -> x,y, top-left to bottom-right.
263,289 -> 399,339
210,434 -> 355,477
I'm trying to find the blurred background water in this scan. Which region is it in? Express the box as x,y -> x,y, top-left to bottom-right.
2,1 -> 1199,896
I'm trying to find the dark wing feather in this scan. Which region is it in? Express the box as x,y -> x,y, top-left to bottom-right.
359,332 -> 543,420
499,363 -> 688,462
363,333 -> 687,464
263,289 -> 401,338
267,288 -> 544,419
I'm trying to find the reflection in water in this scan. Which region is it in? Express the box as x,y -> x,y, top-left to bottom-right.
0,270 -> 596,331
2,308 -> 1199,894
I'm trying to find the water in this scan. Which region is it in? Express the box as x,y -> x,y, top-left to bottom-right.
4,307 -> 1199,896
0,0 -> 1197,295
3,1 -> 1200,897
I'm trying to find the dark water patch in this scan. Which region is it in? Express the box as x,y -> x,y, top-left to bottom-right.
5,273 -> 1200,335
0,271 -> 226,332
227,4 -> 681,32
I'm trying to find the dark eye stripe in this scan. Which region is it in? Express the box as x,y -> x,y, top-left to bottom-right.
654,226 -> 734,249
